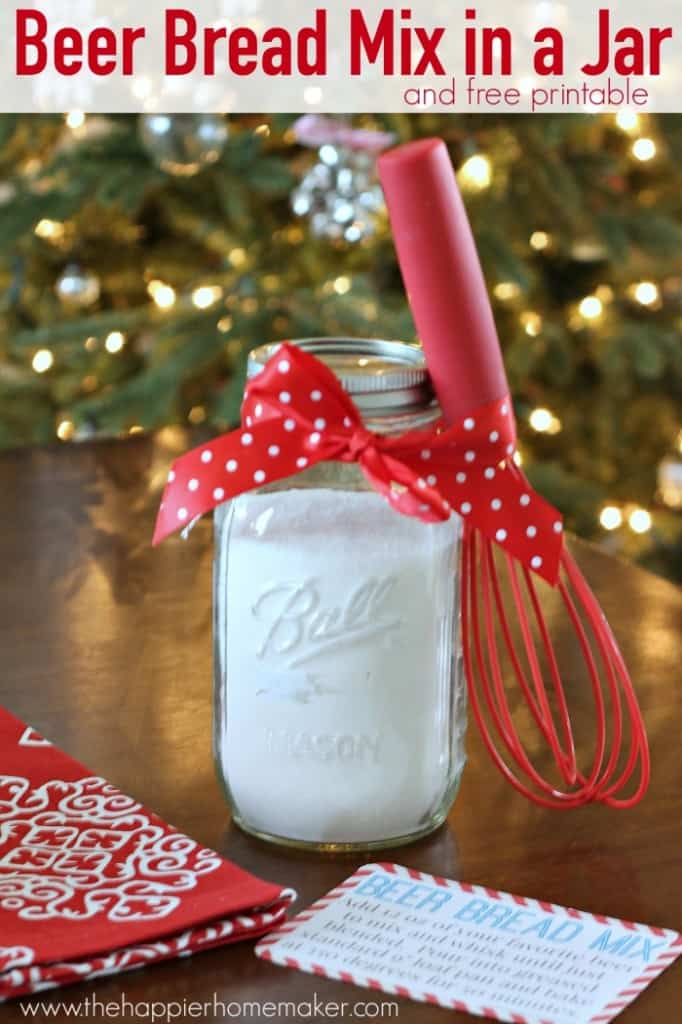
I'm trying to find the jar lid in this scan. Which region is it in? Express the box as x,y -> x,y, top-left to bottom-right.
247,338 -> 435,414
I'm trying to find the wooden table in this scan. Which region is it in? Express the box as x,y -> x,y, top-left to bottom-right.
1,433 -> 681,1022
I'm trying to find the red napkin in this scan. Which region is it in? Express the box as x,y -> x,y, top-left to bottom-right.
0,708 -> 295,1001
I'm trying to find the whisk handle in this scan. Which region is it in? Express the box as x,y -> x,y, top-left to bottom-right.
378,138 -> 510,425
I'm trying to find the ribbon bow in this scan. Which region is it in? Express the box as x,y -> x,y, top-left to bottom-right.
154,345 -> 563,584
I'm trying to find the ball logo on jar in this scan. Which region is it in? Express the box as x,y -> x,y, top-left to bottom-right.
252,575 -> 401,668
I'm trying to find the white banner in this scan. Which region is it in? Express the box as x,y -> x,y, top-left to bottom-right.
1,1 -> 681,112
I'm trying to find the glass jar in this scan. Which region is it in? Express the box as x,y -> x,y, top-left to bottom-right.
213,338 -> 466,850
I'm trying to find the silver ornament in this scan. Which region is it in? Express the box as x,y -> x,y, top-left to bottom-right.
55,264 -> 101,308
291,145 -> 384,243
139,114 -> 229,176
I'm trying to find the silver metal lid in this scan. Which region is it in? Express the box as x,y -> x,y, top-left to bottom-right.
247,338 -> 434,414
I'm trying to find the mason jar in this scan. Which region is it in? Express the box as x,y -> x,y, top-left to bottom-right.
213,338 -> 466,850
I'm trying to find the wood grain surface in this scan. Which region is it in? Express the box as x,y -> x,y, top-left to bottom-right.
1,432 -> 680,1022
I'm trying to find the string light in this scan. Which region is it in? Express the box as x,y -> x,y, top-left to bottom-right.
84,336 -> 98,352
493,282 -> 521,301
628,508 -> 652,534
35,219 -> 65,241
521,311 -> 542,337
32,349 -> 54,373
188,405 -> 207,424
600,506 -> 623,531
529,407 -> 562,434
128,425 -> 144,435
65,111 -> 85,130
105,331 -> 125,354
578,295 -> 603,320
333,276 -> 351,295
218,316 -> 233,333
284,225 -> 304,245
658,457 -> 682,510
529,408 -> 551,433
229,248 -> 247,268
271,316 -> 288,334
530,231 -> 551,251
147,280 -> 176,310
22,158 -> 41,179
638,188 -> 657,207
615,110 -> 640,133
595,284 -> 614,303
632,138 -> 656,161
56,418 -> 75,441
192,285 -> 222,309
631,281 -> 660,307
458,154 -> 492,191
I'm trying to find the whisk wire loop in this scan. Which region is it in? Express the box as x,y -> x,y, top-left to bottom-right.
462,511 -> 650,809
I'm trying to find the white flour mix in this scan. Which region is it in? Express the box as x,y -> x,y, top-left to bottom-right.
214,487 -> 465,845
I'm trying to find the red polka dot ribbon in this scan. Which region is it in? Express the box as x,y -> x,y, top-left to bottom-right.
154,344 -> 563,584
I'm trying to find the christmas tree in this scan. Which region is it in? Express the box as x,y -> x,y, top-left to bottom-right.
0,112 -> 680,579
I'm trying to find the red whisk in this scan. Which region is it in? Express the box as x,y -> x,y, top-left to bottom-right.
379,139 -> 649,809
